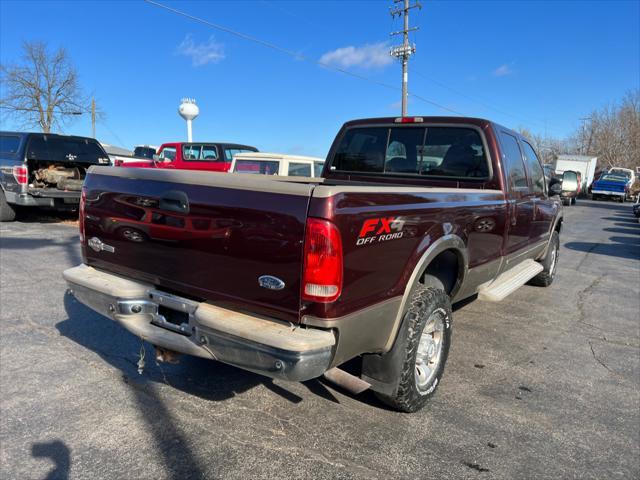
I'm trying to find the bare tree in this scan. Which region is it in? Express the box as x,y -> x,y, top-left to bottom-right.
577,89 -> 639,170
0,41 -> 89,133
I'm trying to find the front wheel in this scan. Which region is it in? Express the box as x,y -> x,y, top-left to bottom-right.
529,231 -> 559,287
374,285 -> 452,413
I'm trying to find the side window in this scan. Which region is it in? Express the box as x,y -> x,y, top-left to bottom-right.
159,147 -> 176,161
521,141 -> 545,194
182,144 -> 219,161
0,135 -> 21,154
201,146 -> 217,160
313,162 -> 324,177
499,132 -> 527,190
288,162 -> 312,177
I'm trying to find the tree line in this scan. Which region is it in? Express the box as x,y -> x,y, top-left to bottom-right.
519,90 -> 639,171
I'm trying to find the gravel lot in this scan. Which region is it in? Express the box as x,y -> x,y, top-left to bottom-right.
1,200 -> 638,480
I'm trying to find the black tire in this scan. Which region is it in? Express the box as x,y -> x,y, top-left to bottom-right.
0,190 -> 16,222
529,231 -> 559,287
374,284 -> 453,413
571,197 -> 577,205
561,197 -> 570,206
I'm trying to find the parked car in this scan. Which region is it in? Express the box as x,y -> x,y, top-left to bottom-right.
632,197 -> 640,220
64,116 -> 562,413
607,167 -> 636,200
591,173 -> 630,202
119,142 -> 258,172
132,145 -> 158,160
0,131 -> 110,221
231,152 -> 324,177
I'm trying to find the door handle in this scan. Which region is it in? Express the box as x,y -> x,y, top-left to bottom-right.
159,190 -> 189,214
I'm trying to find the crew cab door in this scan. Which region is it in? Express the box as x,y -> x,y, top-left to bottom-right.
520,140 -> 554,243
498,131 -> 533,258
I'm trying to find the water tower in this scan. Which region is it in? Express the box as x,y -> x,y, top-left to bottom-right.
178,98 -> 199,142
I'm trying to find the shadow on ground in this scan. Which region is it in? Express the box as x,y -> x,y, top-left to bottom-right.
57,293 -> 340,478
31,440 -> 71,480
13,208 -> 79,224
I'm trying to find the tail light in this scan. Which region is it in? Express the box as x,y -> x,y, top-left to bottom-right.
79,186 -> 87,243
302,218 -> 343,303
12,165 -> 28,185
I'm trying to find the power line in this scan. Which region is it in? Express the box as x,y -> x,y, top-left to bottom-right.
143,0 -> 463,116
412,70 -> 558,133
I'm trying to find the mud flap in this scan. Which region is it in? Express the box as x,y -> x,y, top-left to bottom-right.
360,312 -> 410,396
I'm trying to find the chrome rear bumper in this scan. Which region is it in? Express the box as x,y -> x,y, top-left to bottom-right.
63,264 -> 336,382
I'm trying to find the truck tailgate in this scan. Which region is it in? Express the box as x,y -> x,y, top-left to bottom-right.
82,167 -> 314,323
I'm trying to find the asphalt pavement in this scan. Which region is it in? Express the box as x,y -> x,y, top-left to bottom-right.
1,200 -> 638,480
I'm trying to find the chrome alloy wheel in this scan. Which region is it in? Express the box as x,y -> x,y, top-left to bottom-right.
414,308 -> 446,394
549,243 -> 558,275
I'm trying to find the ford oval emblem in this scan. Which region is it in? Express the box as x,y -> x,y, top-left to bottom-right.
258,275 -> 285,291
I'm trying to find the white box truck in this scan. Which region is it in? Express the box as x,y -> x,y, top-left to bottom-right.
554,155 -> 598,195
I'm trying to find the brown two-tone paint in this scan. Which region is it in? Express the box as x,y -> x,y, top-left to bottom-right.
81,117 -> 559,336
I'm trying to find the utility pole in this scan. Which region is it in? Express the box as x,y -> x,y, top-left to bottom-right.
91,97 -> 96,139
390,0 -> 421,117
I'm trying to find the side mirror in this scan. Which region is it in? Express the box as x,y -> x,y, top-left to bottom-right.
152,154 -> 160,161
550,183 -> 562,196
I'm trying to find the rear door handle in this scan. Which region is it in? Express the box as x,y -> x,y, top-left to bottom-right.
159,190 -> 189,214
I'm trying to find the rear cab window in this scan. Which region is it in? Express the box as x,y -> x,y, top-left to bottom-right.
234,160 -> 279,175
330,125 -> 490,179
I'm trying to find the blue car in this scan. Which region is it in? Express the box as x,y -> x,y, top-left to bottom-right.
591,173 -> 629,202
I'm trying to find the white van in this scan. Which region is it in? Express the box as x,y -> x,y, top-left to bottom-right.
231,152 -> 325,177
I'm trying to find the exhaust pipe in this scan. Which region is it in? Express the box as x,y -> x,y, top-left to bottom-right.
323,367 -> 371,395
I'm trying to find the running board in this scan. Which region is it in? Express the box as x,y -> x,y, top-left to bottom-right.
478,259 -> 543,302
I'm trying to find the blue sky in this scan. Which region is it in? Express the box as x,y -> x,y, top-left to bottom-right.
1,0 -> 638,157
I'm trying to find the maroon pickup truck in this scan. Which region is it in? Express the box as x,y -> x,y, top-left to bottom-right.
63,116 -> 562,412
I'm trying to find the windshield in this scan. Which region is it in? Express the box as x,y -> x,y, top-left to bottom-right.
331,126 -> 489,179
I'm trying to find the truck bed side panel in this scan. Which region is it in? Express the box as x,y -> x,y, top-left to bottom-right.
305,188 -> 507,319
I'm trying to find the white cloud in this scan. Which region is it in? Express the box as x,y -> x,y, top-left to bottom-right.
176,35 -> 225,66
320,42 -> 393,69
493,64 -> 513,77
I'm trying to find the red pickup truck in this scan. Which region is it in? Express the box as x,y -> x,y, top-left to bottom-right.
64,116 -> 562,412
118,142 -> 258,172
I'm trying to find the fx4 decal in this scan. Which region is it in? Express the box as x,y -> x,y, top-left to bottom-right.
357,216 -> 405,245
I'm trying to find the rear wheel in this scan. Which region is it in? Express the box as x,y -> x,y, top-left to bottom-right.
374,284 -> 452,413
571,197 -> 577,205
529,231 -> 559,287
0,190 -> 16,222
